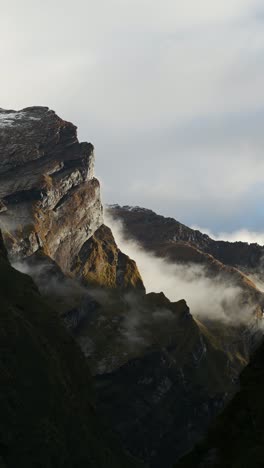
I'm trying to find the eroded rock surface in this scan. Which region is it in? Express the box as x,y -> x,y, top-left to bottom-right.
0,107 -> 101,269
72,224 -> 145,290
0,107 -> 143,291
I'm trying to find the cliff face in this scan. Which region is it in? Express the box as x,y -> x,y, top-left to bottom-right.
0,107 -> 101,267
0,107 -> 143,290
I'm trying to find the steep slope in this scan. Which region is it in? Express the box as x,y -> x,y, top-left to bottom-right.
107,204 -> 264,346
71,224 -> 145,290
101,205 -> 264,465
2,107 -> 262,468
14,250 -> 250,465
108,205 -> 264,272
176,336 -> 264,468
95,292 -> 240,467
0,235 -> 141,468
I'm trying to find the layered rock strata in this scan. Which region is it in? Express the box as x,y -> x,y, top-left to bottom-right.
0,107 -> 143,290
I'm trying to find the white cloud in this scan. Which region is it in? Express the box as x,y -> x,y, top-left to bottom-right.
192,226 -> 264,246
1,0 -> 264,231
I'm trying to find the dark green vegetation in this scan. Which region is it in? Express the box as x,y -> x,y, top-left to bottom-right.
0,241 -> 141,468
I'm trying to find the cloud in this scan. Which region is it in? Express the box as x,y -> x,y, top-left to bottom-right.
1,1 -> 264,231
105,212 -> 259,326
192,226 -> 264,246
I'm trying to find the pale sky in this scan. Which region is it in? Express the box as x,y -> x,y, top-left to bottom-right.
1,0 -> 264,234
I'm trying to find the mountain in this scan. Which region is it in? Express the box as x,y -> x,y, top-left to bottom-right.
107,204 -> 264,358
0,230 -> 141,468
1,107 -> 263,467
175,335 -> 264,468
0,107 -> 143,290
107,205 -> 264,272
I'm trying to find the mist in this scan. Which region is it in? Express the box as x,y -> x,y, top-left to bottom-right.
192,225 -> 264,246
105,212 -> 258,325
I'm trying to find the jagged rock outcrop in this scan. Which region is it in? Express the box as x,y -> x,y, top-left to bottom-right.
0,231 -> 141,468
0,107 -> 142,290
71,224 -> 145,290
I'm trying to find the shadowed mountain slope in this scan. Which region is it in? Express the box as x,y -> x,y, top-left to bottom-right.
0,235 -> 141,468
1,108 -> 264,468
175,335 -> 264,468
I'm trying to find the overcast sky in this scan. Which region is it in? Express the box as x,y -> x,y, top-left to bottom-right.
1,0 -> 264,235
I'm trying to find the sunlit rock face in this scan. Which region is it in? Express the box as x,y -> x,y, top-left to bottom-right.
0,106 -> 102,272
0,107 -> 144,291
71,224 -> 145,290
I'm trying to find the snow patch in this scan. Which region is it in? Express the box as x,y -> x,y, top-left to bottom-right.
0,111 -> 40,127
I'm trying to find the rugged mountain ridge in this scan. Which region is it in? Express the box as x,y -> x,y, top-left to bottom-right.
108,205 -> 264,272
104,205 -> 264,465
107,204 -> 264,332
1,107 -> 263,467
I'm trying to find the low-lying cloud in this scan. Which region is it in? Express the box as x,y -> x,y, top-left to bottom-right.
106,212 -> 260,326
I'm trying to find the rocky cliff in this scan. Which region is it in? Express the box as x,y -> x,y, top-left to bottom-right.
0,107 -> 143,290
1,108 -> 263,468
0,107 -> 100,263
